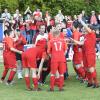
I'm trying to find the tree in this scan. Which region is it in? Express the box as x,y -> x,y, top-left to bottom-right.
0,0 -> 100,16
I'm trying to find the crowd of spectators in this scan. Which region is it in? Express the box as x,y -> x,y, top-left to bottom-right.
0,7 -> 100,55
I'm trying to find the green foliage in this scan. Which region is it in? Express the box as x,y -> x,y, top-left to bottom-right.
0,0 -> 18,13
0,0 -> 100,16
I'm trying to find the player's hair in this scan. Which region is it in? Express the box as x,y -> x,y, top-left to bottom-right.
4,29 -> 12,36
52,27 -> 60,37
39,24 -> 45,29
73,21 -> 80,29
47,25 -> 53,33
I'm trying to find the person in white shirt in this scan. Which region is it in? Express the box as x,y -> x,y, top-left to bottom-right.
1,9 -> 11,21
13,9 -> 21,21
33,9 -> 42,21
55,10 -> 64,23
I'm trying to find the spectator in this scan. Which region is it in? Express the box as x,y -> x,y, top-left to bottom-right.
30,19 -> 37,44
33,9 -> 42,21
19,21 -> 26,39
25,22 -> 31,44
95,29 -> 100,56
81,10 -> 88,23
1,9 -> 11,21
13,9 -> 22,22
24,6 -> 32,21
98,12 -> 100,24
66,16 -> 73,29
55,10 -> 64,24
45,11 -> 51,26
24,6 -> 32,15
89,11 -> 99,29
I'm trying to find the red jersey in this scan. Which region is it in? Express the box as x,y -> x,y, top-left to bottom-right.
33,11 -> 41,17
30,23 -> 37,30
14,34 -> 27,51
35,33 -> 48,58
48,32 -> 53,41
35,33 -> 48,50
3,37 -> 15,54
48,37 -> 67,62
22,47 -> 38,68
3,37 -> 16,68
72,30 -> 81,53
60,32 -> 65,39
67,21 -> 73,28
84,31 -> 96,54
19,24 -> 25,31
22,47 -> 46,68
23,47 -> 39,61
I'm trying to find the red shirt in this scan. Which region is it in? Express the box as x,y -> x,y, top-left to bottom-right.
67,21 -> 73,28
19,24 -> 25,31
30,23 -> 37,30
36,39 -> 47,51
24,47 -> 46,61
33,11 -> 41,17
72,30 -> 81,53
14,34 -> 27,51
3,37 -> 15,57
48,37 -> 67,62
60,32 -> 65,39
84,31 -> 96,54
35,33 -> 48,50
90,15 -> 97,24
48,32 -> 53,41
23,47 -> 39,61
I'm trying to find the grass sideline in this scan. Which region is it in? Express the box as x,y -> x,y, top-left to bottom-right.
0,60 -> 100,100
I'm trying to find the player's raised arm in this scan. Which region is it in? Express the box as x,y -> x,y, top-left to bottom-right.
5,30 -> 23,54
78,14 -> 91,33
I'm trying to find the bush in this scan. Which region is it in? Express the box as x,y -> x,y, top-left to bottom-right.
0,0 -> 100,16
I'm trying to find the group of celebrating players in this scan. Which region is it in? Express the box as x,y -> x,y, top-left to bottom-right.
0,14 -> 99,92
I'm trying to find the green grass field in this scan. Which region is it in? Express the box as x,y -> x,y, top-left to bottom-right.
0,60 -> 100,100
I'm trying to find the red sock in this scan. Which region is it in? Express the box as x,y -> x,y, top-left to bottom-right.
93,77 -> 98,85
77,67 -> 85,78
87,72 -> 92,84
85,71 -> 88,80
59,76 -> 64,90
1,69 -> 9,80
91,70 -> 97,78
32,78 -> 38,89
50,76 -> 55,90
91,70 -> 98,85
25,77 -> 30,89
8,70 -> 16,82
55,78 -> 60,87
